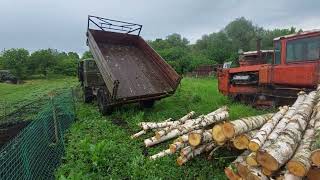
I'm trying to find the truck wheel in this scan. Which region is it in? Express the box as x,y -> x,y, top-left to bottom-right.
97,89 -> 112,115
83,87 -> 93,103
140,100 -> 155,108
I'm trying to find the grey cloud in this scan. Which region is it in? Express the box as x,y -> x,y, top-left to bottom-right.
0,0 -> 319,54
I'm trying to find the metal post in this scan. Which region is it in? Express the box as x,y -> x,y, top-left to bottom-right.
50,96 -> 59,144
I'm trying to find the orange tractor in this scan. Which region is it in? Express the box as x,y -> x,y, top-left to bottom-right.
218,30 -> 320,107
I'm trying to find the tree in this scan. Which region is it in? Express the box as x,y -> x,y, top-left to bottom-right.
224,17 -> 256,52
1,48 -> 29,79
29,49 -> 57,77
82,51 -> 93,59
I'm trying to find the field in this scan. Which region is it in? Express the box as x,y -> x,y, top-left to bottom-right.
0,76 -> 78,116
55,77 -> 266,179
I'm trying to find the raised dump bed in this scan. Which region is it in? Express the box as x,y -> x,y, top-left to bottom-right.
80,16 -> 181,114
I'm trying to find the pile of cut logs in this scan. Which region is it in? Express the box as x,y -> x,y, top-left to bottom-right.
131,86 -> 320,180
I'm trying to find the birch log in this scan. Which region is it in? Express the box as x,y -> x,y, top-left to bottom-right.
246,152 -> 259,167
156,107 -> 227,139
144,111 -> 228,147
224,167 -> 242,180
247,167 -> 268,180
177,143 -> 214,166
307,166 -> 320,180
188,129 -> 212,147
232,150 -> 250,178
262,92 -> 306,149
131,130 -> 146,139
249,106 -> 289,152
180,146 -> 193,157
257,91 -> 317,171
212,123 -> 226,143
223,113 -> 274,138
287,128 -> 315,176
149,149 -> 173,160
169,141 -> 188,153
233,130 -> 258,150
311,97 -> 320,166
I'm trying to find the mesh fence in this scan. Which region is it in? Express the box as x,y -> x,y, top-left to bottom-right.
0,90 -> 77,180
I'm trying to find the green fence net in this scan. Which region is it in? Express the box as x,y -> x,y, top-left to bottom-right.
0,90 -> 76,180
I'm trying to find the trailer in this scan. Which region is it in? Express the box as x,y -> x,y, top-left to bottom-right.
79,16 -> 181,114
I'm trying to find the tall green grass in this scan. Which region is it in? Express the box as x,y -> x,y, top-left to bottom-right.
57,77 -> 266,179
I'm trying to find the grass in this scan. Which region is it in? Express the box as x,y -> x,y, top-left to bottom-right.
0,76 -> 77,116
56,77 -> 266,180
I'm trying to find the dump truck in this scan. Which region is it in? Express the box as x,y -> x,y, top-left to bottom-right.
78,16 -> 181,114
218,30 -> 320,107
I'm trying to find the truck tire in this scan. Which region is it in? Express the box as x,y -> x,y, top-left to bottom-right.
97,89 -> 112,115
83,87 -> 93,103
140,100 -> 155,108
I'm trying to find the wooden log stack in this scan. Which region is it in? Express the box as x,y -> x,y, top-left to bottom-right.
131,85 -> 320,180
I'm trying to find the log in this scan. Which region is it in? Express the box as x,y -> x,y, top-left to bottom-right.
174,134 -> 189,143
246,152 -> 258,167
224,167 -> 242,180
283,171 -> 302,180
177,143 -> 214,166
262,92 -> 306,149
212,123 -> 226,143
249,106 -> 289,152
257,91 -> 317,171
180,146 -> 193,157
145,111 -> 228,147
149,149 -> 173,160
311,98 -> 320,166
307,166 -> 320,180
189,129 -> 212,147
156,107 -> 226,139
169,141 -> 187,153
233,130 -> 258,150
247,167 -> 268,180
287,128 -> 315,177
208,146 -> 220,160
131,130 -> 146,139
223,113 -> 274,138
262,167 -> 273,176
139,118 -> 173,130
232,150 -> 250,178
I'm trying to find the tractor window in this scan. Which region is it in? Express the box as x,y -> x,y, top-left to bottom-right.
274,41 -> 281,64
286,36 -> 320,62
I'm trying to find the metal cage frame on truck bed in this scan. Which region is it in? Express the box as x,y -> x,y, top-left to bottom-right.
88,15 -> 143,36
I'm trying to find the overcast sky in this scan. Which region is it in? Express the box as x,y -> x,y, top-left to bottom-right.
0,0 -> 319,54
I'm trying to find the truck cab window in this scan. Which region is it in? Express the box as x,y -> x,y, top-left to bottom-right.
286,36 -> 320,62
274,41 -> 281,64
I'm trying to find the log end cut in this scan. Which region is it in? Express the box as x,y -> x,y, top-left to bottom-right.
176,156 -> 187,166
212,124 -> 226,142
246,153 -> 258,167
236,163 -> 249,178
256,151 -> 279,171
222,122 -> 235,138
188,133 -> 201,147
261,167 -> 273,176
311,149 -> 320,166
224,167 -> 241,180
287,160 -> 308,177
248,141 -> 260,152
233,135 -> 249,150
169,144 -> 177,153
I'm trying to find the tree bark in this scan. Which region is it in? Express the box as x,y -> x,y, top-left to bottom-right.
233,130 -> 258,150
249,106 -> 289,152
156,107 -> 227,139
262,92 -> 306,149
145,111 -> 228,147
247,166 -> 268,180
169,141 -> 188,153
149,149 -> 173,160
177,143 -> 214,166
287,128 -> 314,177
180,146 -> 193,157
257,91 -> 317,171
139,118 -> 173,130
232,150 -> 250,178
131,130 -> 146,139
311,97 -> 320,166
223,113 -> 274,138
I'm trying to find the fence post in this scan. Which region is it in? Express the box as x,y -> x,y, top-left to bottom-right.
50,95 -> 59,144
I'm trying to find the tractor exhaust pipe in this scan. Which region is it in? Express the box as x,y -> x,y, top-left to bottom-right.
256,38 -> 262,58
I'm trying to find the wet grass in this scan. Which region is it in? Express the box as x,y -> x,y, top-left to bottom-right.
56,77 -> 267,179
